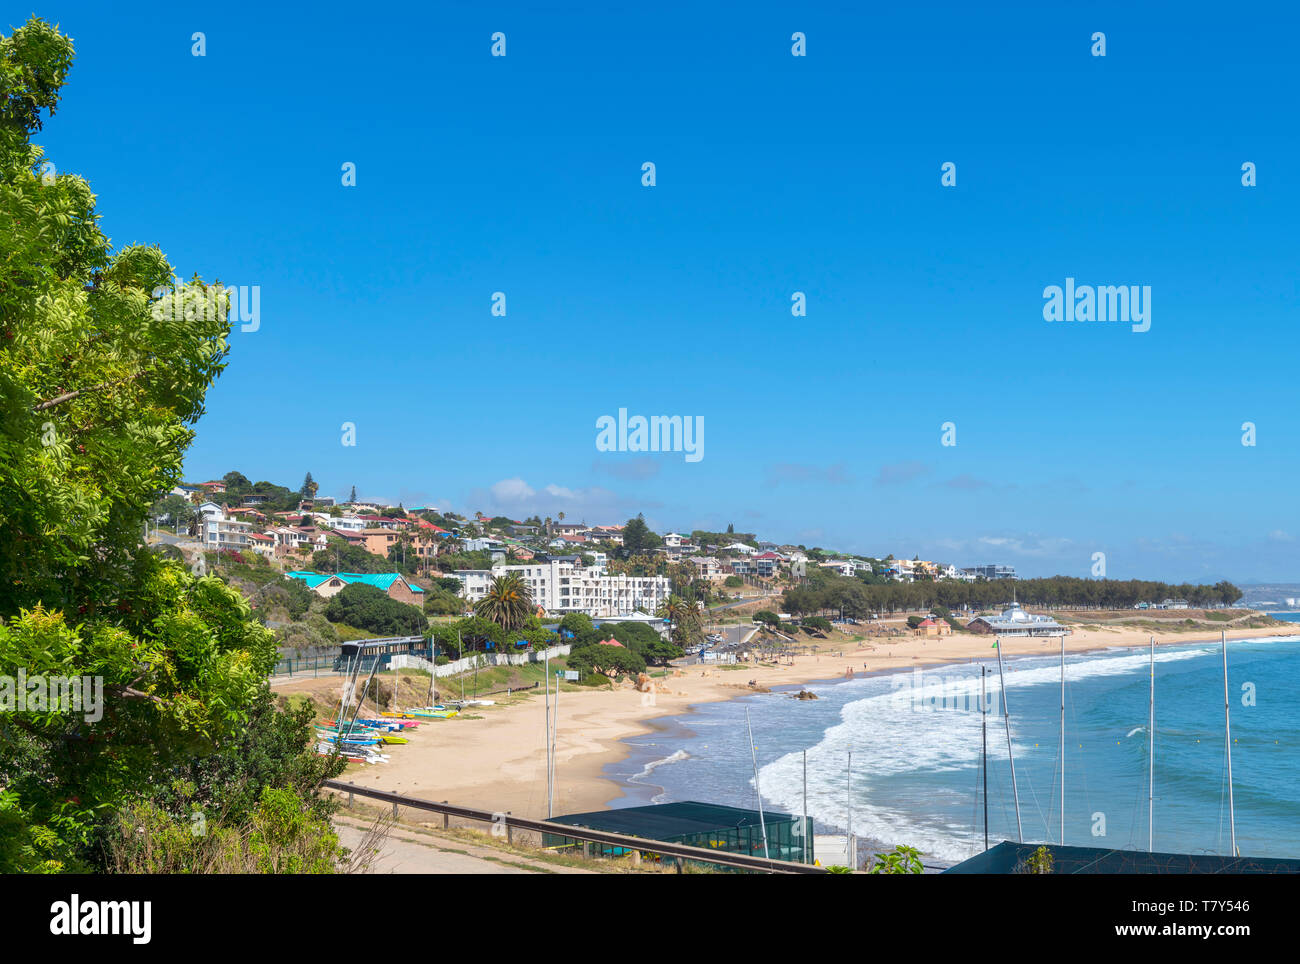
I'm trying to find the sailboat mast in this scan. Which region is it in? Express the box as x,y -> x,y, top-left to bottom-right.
1222,630 -> 1236,855
1059,632 -> 1065,846
745,707 -> 770,860
1148,635 -> 1154,852
994,634 -> 1024,842
981,664 -> 988,851
545,648 -> 552,818
802,749 -> 809,864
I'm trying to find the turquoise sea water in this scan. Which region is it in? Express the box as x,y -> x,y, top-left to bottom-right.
606,636 -> 1300,864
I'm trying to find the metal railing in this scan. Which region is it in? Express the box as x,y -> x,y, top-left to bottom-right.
325,781 -> 828,874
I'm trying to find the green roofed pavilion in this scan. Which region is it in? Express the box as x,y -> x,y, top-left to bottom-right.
542,800 -> 813,867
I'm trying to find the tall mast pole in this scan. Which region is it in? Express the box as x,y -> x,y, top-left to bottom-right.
802,749 -> 809,864
551,668 -> 559,816
847,749 -> 853,843
1148,635 -> 1154,852
545,648 -> 552,817
981,664 -> 989,851
1059,632 -> 1065,845
745,707 -> 770,860
994,634 -> 1023,842
1222,630 -> 1236,855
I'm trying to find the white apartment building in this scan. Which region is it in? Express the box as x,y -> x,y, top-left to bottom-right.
196,502 -> 254,553
325,515 -> 365,533
454,561 -> 671,618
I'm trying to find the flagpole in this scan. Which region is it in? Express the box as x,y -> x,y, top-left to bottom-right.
994,634 -> 1023,843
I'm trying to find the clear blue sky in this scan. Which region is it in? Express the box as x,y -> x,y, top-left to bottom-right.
26,2 -> 1300,582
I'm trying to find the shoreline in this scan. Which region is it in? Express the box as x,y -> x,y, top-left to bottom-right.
279,624 -> 1300,822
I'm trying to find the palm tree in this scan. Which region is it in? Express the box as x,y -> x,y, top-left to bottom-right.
657,594 -> 703,647
474,572 -> 533,632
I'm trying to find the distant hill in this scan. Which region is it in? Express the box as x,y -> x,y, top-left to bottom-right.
1240,584 -> 1300,610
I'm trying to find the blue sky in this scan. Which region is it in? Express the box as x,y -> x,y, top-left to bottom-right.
24,2 -> 1300,582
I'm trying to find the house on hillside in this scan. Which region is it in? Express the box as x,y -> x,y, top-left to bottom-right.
285,571 -> 425,606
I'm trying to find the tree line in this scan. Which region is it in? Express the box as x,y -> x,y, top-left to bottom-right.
783,573 -> 1244,618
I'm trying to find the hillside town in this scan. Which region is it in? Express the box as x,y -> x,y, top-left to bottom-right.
151,471 -> 1027,620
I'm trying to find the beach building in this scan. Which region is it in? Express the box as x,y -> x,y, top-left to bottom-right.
543,801 -> 814,866
966,603 -> 1068,636
915,616 -> 952,637
285,570 -> 424,606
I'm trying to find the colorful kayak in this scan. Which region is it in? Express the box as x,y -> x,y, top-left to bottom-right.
405,706 -> 458,719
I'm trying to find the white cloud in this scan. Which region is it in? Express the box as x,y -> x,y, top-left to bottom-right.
489,478 -> 535,503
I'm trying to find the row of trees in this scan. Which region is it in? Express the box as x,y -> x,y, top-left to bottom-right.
783,572 -> 1244,618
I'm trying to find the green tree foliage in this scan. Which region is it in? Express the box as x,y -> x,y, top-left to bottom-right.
607,621 -> 682,665
150,493 -> 194,530
868,845 -> 923,874
0,21 -> 230,615
473,572 -> 533,632
323,583 -> 425,637
423,589 -> 465,616
566,643 -> 646,679
558,612 -> 599,645
621,514 -> 661,556
656,594 -> 703,648
0,18 -> 342,872
782,573 -> 1244,617
0,555 -> 281,871
311,538 -> 387,574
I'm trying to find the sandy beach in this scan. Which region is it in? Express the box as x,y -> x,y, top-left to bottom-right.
277,623 -> 1299,820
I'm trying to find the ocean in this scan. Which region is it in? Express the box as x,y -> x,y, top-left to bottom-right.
605,635 -> 1300,865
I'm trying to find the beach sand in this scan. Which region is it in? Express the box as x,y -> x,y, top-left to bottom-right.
277,623 -> 1298,820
